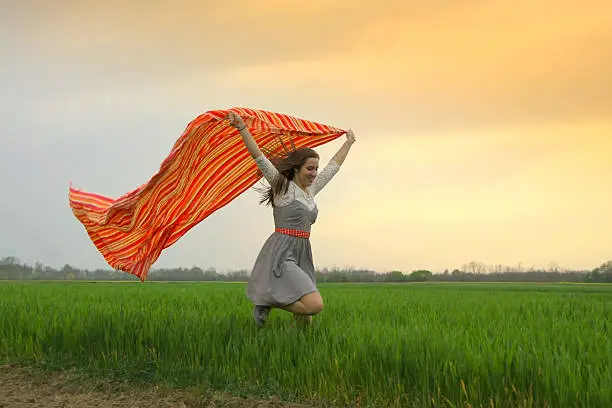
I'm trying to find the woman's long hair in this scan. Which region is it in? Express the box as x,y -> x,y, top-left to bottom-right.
256,147 -> 320,207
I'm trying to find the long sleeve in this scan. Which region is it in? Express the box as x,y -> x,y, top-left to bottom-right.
254,155 -> 280,185
309,160 -> 340,196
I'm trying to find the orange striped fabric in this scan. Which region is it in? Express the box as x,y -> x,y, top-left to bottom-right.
68,107 -> 346,281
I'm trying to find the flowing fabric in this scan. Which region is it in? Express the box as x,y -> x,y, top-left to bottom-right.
68,107 -> 346,281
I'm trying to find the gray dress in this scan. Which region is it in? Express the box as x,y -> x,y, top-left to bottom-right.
246,154 -> 340,306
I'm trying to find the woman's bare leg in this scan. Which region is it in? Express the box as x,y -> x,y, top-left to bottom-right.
280,300 -> 308,314
280,292 -> 323,326
254,293 -> 323,328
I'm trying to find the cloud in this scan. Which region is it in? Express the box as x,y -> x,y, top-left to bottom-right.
5,0 -> 610,135
216,0 -> 612,131
2,0 -> 368,95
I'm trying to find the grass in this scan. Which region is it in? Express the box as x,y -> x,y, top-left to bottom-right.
0,281 -> 610,407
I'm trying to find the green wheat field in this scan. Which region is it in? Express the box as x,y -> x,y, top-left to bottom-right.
1,281 -> 610,407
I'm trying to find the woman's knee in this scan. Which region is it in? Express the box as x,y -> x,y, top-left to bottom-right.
301,292 -> 324,315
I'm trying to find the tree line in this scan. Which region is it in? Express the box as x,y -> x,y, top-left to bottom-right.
1,256 -> 610,283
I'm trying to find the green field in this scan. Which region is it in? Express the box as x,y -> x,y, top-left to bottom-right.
1,281 -> 610,407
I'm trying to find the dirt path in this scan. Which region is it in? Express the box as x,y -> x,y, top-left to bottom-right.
0,364 -> 317,408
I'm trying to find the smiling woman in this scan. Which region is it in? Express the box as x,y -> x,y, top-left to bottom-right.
226,112 -> 356,327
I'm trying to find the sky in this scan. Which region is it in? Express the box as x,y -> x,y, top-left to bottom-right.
1,0 -> 611,274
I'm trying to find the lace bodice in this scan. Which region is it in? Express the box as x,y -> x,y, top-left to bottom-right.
254,154 -> 340,209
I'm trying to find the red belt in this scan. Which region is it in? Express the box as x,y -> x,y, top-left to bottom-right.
275,227 -> 310,239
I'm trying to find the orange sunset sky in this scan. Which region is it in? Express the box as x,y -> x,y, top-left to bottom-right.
1,0 -> 611,273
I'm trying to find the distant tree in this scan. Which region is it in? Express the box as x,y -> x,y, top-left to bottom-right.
1,256 -> 20,266
584,260 -> 612,283
409,270 -> 432,282
384,270 -> 406,282
61,264 -> 78,280
463,261 -> 486,274
203,267 -> 219,281
1,256 -> 605,284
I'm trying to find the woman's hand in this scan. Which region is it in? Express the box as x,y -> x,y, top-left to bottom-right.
226,112 -> 246,130
346,129 -> 356,144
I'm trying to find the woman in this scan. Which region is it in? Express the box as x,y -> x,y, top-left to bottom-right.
226,111 -> 355,327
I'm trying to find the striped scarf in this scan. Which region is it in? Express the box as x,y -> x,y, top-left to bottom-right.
68,108 -> 346,281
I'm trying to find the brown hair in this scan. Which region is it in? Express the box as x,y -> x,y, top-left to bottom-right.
256,147 -> 320,207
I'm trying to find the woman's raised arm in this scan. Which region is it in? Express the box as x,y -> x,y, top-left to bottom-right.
227,112 -> 263,159
226,111 -> 279,184
309,129 -> 356,196
330,129 -> 356,166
